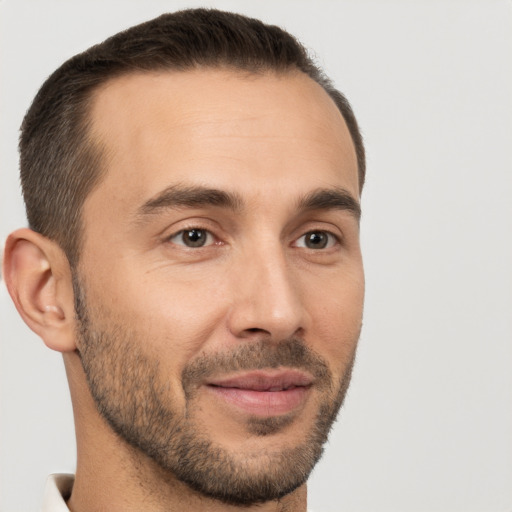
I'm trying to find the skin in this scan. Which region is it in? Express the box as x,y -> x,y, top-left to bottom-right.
3,69 -> 364,511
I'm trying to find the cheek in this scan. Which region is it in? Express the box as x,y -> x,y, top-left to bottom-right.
85,264 -> 230,364
305,266 -> 364,367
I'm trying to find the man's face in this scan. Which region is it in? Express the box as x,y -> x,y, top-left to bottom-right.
75,69 -> 364,504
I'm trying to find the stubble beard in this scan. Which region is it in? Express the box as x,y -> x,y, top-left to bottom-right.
73,275 -> 357,506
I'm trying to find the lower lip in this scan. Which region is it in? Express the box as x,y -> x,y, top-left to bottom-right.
206,385 -> 310,416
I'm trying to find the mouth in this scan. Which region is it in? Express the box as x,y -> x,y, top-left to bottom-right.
205,369 -> 313,417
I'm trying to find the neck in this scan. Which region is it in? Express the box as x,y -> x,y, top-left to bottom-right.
64,353 -> 308,512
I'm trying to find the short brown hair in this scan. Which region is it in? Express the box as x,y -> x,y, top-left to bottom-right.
20,8 -> 365,267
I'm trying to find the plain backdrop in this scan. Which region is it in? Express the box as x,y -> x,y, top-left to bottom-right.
1,1 -> 511,511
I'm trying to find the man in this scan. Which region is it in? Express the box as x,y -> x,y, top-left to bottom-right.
3,8 -> 365,512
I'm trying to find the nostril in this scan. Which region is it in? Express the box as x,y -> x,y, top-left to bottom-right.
245,327 -> 269,334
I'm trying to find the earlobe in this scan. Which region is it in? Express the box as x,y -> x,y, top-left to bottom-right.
3,228 -> 77,352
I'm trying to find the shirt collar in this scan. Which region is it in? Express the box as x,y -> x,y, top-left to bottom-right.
42,474 -> 73,512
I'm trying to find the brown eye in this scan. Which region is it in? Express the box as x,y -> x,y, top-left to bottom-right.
295,231 -> 337,250
169,228 -> 213,248
306,232 -> 327,249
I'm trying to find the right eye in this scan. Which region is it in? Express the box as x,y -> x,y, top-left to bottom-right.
167,228 -> 215,248
293,230 -> 339,250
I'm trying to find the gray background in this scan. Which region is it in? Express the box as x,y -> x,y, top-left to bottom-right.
1,1 -> 511,511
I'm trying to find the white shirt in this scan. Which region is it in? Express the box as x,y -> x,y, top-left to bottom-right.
42,474 -> 73,511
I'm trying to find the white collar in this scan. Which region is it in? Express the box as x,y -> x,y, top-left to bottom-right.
42,474 -> 73,512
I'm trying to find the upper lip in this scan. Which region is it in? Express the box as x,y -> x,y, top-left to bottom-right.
206,369 -> 313,392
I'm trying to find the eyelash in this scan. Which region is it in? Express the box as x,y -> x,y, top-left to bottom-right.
167,227 -> 218,248
293,231 -> 340,250
166,227 -> 341,250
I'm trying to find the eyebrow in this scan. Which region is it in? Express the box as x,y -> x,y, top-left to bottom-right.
297,188 -> 361,220
136,184 -> 360,221
137,185 -> 243,217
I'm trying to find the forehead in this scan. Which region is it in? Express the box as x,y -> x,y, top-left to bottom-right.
85,69 -> 359,217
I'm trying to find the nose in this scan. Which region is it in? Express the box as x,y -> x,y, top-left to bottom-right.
226,243 -> 307,341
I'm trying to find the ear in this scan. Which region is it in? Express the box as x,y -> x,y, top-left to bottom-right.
3,228 -> 77,352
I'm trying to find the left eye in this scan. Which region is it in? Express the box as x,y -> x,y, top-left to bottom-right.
294,231 -> 338,250
168,228 -> 215,248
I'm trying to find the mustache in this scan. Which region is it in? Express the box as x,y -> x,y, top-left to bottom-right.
181,338 -> 333,395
